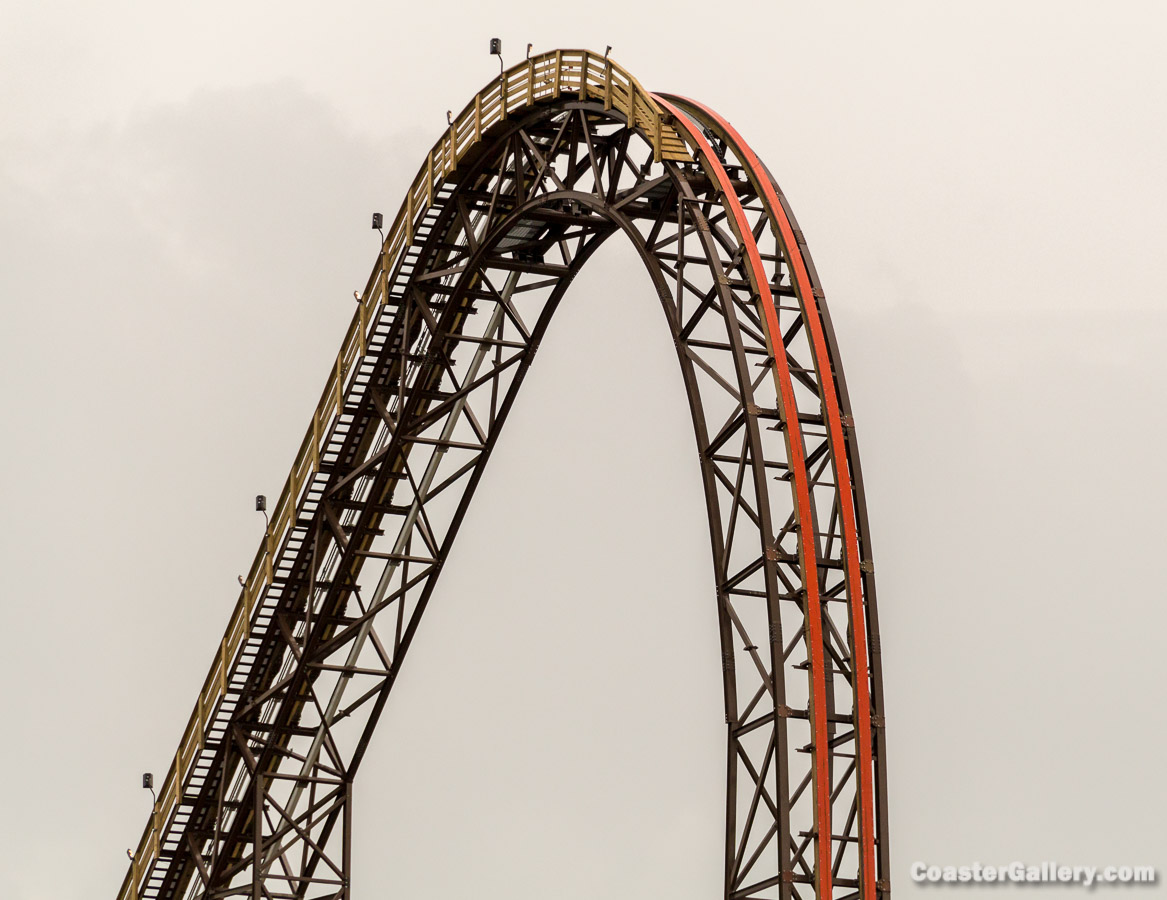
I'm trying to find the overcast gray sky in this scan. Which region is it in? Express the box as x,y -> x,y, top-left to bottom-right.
2,2 -> 1165,898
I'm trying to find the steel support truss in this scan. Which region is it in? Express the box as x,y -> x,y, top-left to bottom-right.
116,50 -> 889,900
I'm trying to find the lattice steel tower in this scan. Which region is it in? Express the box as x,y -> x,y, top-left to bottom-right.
115,50 -> 890,900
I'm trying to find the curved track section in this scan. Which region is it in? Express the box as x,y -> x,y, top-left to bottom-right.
115,50 -> 888,900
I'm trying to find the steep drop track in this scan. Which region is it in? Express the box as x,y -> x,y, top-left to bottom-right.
115,50 -> 889,900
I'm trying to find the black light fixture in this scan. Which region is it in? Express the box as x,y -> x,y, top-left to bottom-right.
489,37 -> 503,74
255,495 -> 266,513
371,212 -> 383,230
143,772 -> 156,807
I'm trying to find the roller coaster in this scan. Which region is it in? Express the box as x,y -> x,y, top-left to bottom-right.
114,49 -> 889,900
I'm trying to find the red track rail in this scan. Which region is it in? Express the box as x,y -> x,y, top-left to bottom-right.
665,95 -> 883,899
